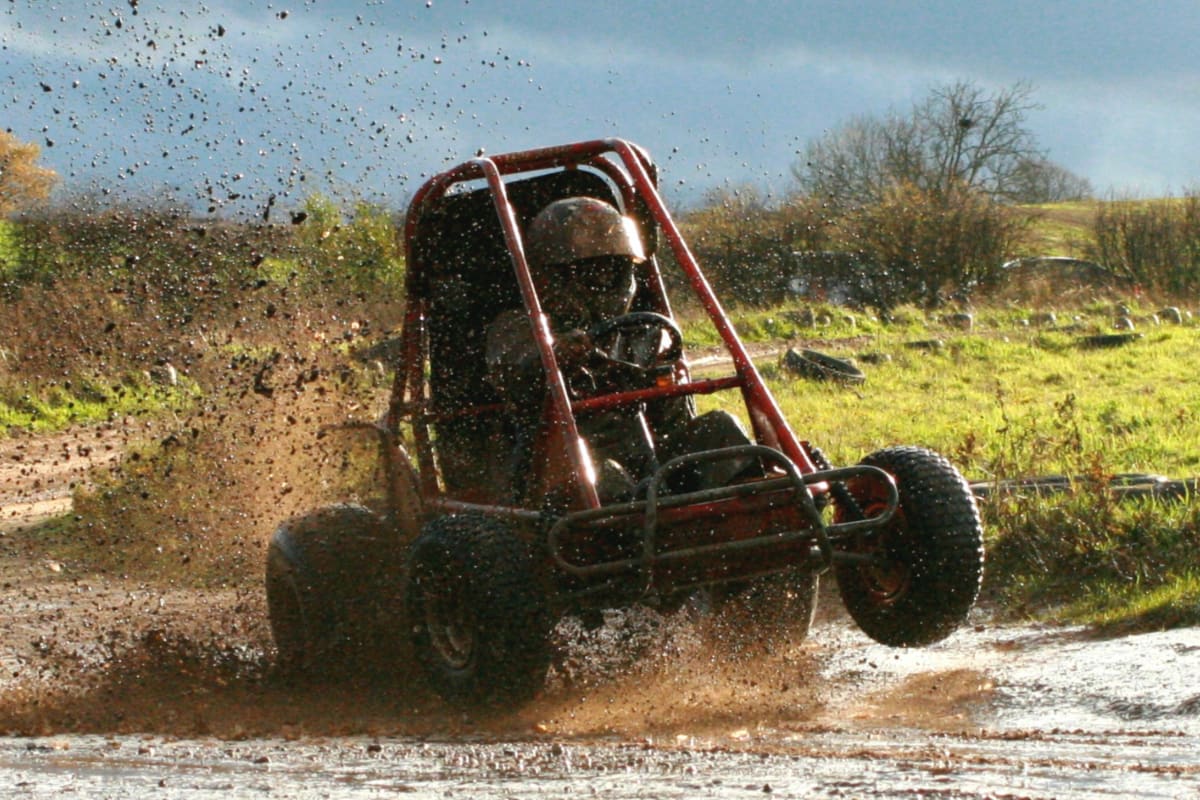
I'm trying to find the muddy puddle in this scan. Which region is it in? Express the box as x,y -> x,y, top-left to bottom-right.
2,429 -> 1198,796
0,569 -> 1197,799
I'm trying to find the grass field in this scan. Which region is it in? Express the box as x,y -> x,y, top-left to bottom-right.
721,309 -> 1200,480
1022,200 -> 1101,256
707,302 -> 1200,630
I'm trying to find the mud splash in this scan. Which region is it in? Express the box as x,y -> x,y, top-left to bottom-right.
2,600 -> 1199,799
3,413 -> 1199,796
0,574 -> 832,741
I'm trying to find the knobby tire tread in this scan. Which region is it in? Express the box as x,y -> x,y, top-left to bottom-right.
408,514 -> 551,708
836,446 -> 984,647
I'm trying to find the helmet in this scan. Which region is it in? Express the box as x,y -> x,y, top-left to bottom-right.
525,197 -> 646,325
525,197 -> 646,268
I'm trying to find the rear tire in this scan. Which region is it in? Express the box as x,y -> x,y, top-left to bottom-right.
265,504 -> 402,674
835,446 -> 984,647
406,515 -> 552,708
266,532 -> 317,671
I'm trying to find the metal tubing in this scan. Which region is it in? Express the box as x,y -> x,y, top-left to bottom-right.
473,157 -> 602,510
546,458 -> 898,580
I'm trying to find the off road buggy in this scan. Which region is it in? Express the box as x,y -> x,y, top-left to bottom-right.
265,139 -> 985,707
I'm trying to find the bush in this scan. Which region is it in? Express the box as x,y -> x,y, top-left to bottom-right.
294,195 -> 405,294
5,200 -> 291,308
3,192 -> 405,309
679,180 -> 1028,313
1091,193 -> 1200,295
835,182 -> 1028,311
0,198 -> 412,399
679,188 -> 830,306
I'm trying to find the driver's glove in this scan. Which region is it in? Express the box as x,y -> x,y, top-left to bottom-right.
553,328 -> 595,366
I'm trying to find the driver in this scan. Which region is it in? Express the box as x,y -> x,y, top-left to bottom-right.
485,196 -> 755,502
485,195 -> 643,405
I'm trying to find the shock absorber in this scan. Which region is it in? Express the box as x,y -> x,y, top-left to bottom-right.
807,444 -> 865,521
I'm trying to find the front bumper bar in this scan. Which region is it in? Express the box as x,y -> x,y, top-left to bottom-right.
546,445 -> 899,588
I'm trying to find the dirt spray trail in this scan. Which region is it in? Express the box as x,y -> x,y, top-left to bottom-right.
0,612 -> 1197,798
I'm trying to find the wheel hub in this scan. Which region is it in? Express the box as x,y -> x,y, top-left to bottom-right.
423,577 -> 474,670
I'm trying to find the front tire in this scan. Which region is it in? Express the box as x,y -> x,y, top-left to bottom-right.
406,515 -> 552,708
835,446 -> 984,647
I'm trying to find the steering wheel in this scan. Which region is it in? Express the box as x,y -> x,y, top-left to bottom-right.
585,312 -> 684,390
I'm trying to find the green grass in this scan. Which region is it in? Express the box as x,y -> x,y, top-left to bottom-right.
1074,571 -> 1200,632
1022,200 -> 1101,257
0,220 -> 17,272
255,255 -> 300,286
772,329 -> 1198,478
686,302 -> 1200,629
697,303 -> 1197,476
985,493 -> 1200,630
0,373 -> 200,433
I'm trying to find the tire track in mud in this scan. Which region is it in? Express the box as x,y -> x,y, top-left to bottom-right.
0,423 -> 132,532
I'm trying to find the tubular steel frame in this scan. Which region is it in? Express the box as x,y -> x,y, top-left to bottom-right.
389,138 -> 899,587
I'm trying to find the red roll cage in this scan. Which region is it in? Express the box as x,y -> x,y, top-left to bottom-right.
388,138 -> 820,519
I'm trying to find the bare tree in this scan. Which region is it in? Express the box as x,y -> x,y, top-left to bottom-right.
1007,157 -> 1094,203
794,80 -> 1064,207
792,113 -> 907,211
912,80 -> 1042,200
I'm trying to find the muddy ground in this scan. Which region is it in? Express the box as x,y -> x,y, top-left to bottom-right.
1,425 -> 1199,798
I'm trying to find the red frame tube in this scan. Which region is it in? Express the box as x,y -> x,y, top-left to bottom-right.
396,138 -> 817,510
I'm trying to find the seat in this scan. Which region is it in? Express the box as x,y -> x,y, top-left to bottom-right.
411,169 -> 624,499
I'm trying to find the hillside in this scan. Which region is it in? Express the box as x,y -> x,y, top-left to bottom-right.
1021,200 -> 1101,258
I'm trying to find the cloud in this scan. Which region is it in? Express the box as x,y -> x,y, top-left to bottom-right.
3,0 -> 1198,210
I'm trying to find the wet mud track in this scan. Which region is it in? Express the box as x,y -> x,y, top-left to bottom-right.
0,423 -> 131,531
2,431 -> 1200,798
0,578 -> 1197,799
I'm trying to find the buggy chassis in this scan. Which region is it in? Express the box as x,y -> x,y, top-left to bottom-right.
265,138 -> 985,706
394,139 -> 898,593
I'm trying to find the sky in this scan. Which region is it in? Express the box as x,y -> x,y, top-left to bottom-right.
2,0 -> 1198,218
